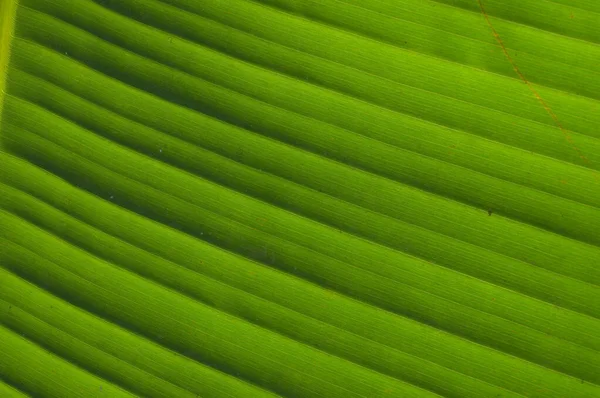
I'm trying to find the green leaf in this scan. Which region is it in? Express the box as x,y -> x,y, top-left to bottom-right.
1,0 -> 599,397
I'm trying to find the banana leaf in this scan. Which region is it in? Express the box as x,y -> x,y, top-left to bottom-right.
1,0 -> 599,397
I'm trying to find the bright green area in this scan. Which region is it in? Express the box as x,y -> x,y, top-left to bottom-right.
1,0 -> 599,397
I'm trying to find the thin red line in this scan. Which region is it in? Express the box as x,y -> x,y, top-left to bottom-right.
477,0 -> 590,165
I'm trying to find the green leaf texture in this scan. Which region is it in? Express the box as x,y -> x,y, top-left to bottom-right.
1,0 -> 599,397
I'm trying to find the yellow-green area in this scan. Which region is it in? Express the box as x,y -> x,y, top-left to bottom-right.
0,0 -> 599,397
0,0 -> 17,130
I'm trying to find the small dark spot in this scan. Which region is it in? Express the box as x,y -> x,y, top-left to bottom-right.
487,209 -> 493,216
